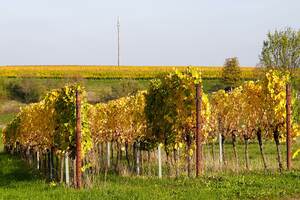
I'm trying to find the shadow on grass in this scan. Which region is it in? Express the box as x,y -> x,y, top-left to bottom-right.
0,152 -> 42,187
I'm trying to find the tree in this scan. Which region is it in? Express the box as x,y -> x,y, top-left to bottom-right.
222,57 -> 241,89
260,27 -> 300,170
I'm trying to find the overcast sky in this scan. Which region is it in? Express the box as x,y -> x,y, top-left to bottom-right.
0,0 -> 299,66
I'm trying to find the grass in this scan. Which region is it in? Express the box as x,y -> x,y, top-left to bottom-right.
0,99 -> 20,128
0,77 -> 225,105
202,140 -> 300,172
0,130 -> 3,151
0,113 -> 16,126
0,77 -> 224,94
1,150 -> 300,200
1,126 -> 300,200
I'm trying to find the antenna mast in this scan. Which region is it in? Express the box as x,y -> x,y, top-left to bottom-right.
117,16 -> 120,67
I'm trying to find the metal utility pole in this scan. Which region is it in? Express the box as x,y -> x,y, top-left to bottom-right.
117,16 -> 120,67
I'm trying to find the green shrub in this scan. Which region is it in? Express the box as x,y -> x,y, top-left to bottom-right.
6,79 -> 46,103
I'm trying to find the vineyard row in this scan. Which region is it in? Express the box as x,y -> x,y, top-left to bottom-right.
2,68 -> 299,187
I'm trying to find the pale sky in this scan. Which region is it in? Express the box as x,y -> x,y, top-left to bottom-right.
0,0 -> 299,66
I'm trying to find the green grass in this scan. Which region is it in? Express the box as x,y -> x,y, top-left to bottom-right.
1,135 -> 300,200
2,132 -> 300,200
0,77 -> 225,105
0,77 -> 223,94
0,113 -> 16,126
0,130 -> 3,152
1,130 -> 300,200
205,139 -> 300,171
1,150 -> 300,200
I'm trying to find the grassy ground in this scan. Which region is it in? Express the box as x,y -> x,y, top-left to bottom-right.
1,150 -> 300,200
0,113 -> 15,126
202,140 -> 300,172
1,129 -> 300,200
0,77 -> 225,105
0,77 -> 223,92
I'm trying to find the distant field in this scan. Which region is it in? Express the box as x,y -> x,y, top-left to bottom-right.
0,65 -> 258,79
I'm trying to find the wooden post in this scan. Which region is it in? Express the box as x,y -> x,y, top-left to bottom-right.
158,144 -> 162,178
47,149 -> 52,180
286,83 -> 292,170
44,152 -> 47,176
174,148 -> 179,177
98,143 -> 102,171
26,147 -> 30,164
75,90 -> 82,189
195,83 -> 203,176
60,155 -> 64,183
50,147 -> 55,180
65,152 -> 70,186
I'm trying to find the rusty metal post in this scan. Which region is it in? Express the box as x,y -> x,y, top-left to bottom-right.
75,90 -> 82,189
195,83 -> 203,176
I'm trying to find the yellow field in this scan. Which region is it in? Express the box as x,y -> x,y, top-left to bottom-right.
0,65 -> 257,79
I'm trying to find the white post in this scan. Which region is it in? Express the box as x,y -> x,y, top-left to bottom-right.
37,151 -> 40,170
158,144 -> 162,178
65,152 -> 70,186
107,142 -> 111,168
219,133 -> 223,167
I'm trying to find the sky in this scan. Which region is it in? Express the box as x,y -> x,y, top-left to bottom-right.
0,0 -> 299,66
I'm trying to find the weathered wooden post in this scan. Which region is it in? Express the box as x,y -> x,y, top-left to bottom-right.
47,149 -> 52,180
286,83 -> 292,170
195,83 -> 203,176
75,89 -> 82,189
50,147 -> 55,180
